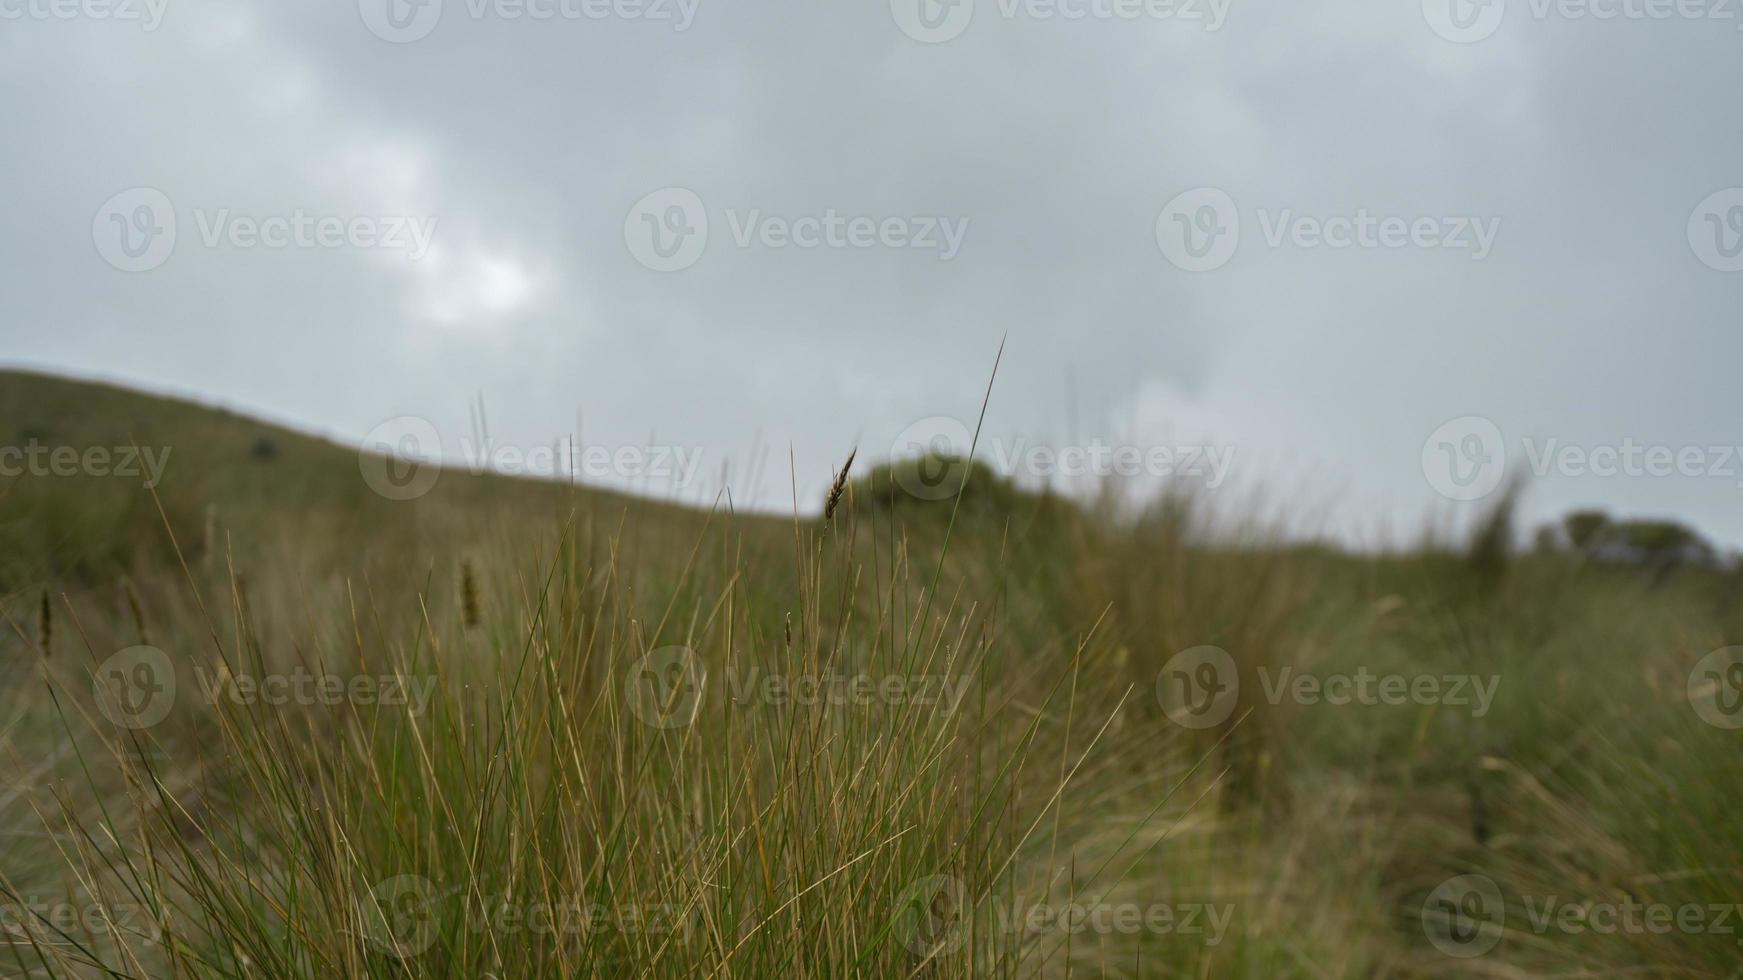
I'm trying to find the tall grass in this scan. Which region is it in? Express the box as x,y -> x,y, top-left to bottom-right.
2,371 -> 1741,977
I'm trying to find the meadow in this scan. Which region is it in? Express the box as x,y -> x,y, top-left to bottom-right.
1,368 -> 1739,978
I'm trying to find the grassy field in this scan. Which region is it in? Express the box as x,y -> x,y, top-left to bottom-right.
0,368 -> 1739,978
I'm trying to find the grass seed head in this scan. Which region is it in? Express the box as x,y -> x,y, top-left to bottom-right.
37,589 -> 52,655
461,558 -> 482,630
824,447 -> 857,524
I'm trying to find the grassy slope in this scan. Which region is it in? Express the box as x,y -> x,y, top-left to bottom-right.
0,370 -> 1739,978
0,368 -> 788,586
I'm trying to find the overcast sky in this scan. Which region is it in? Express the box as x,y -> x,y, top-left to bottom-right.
4,0 -> 1742,547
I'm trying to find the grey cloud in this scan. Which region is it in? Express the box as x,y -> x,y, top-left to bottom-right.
2,0 -> 1740,544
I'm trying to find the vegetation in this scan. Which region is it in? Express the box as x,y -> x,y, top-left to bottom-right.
1548,510 -> 1723,571
0,369 -> 1738,977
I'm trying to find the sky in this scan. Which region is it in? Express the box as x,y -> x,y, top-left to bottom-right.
3,0 -> 1742,548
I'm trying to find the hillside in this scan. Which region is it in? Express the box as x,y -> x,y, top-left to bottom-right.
0,369 -> 751,587
0,371 -> 1739,978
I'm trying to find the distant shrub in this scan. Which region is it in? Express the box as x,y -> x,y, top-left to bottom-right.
1563,510 -> 1610,550
853,454 -> 1011,510
846,453 -> 1083,526
1556,508 -> 1719,572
